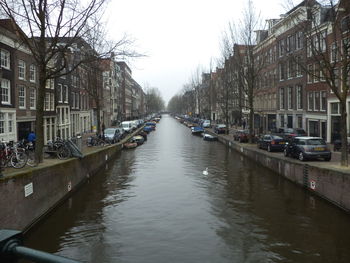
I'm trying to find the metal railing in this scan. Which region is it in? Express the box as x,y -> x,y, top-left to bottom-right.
0,230 -> 81,263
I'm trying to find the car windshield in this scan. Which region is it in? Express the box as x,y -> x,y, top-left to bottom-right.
305,139 -> 326,145
271,135 -> 283,139
104,129 -> 115,134
295,129 -> 306,134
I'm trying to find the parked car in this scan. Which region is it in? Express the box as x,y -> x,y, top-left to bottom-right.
116,127 -> 126,139
333,137 -> 350,152
121,121 -> 134,133
202,120 -> 211,128
276,128 -> 307,140
104,128 -> 123,143
257,134 -> 287,152
284,137 -> 331,161
233,130 -> 249,142
213,124 -> 227,134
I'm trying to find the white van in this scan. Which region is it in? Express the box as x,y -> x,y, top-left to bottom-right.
121,121 -> 134,133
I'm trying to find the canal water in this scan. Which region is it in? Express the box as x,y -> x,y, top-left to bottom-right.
24,115 -> 350,263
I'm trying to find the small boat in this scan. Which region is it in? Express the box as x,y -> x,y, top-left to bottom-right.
123,141 -> 138,149
138,131 -> 148,141
191,126 -> 204,135
203,133 -> 218,141
143,126 -> 153,133
132,135 -> 145,145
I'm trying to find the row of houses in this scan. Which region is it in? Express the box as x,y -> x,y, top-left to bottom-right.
0,19 -> 146,144
196,0 -> 349,143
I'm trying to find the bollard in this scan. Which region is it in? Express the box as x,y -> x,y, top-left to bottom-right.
0,229 -> 81,263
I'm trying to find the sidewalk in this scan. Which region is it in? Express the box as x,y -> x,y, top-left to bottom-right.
0,130 -> 138,178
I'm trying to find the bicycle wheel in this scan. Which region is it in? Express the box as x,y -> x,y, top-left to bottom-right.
10,151 -> 28,169
57,146 -> 71,160
26,150 -> 37,167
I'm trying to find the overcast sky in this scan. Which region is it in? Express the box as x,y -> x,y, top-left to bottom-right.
106,0 -> 297,105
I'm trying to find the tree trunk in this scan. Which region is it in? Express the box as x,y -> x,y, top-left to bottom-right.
35,69 -> 46,163
340,101 -> 348,166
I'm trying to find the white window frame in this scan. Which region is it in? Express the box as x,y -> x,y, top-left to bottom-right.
280,88 -> 285,109
314,91 -> 320,111
18,60 -> 26,80
308,92 -> 314,111
307,64 -> 313,83
296,85 -> 302,110
1,79 -> 11,105
50,93 -> 55,111
45,92 -> 50,111
0,49 -> 10,69
29,64 -> 36,83
30,88 -> 36,109
64,85 -> 68,103
288,87 -> 293,109
321,91 -> 327,111
18,85 -> 26,109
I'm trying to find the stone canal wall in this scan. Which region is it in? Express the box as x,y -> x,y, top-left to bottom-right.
217,134 -> 350,213
0,143 -> 122,232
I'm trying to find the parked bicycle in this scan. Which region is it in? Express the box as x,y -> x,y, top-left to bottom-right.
86,135 -> 111,147
0,141 -> 28,169
17,139 -> 36,167
44,138 -> 71,160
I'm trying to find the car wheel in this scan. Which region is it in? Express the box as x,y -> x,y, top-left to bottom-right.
267,145 -> 272,152
298,152 -> 305,161
284,149 -> 289,157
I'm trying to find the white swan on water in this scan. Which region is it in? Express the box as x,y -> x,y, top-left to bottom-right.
203,167 -> 208,175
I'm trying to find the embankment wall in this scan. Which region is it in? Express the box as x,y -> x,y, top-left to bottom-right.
0,143 -> 122,231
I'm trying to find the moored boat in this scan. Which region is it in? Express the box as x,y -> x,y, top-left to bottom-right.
203,133 -> 218,141
123,141 -> 138,149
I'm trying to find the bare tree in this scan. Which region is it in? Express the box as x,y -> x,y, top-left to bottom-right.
287,0 -> 350,165
0,0 -> 140,162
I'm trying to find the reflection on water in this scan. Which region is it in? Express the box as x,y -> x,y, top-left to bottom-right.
24,115 -> 350,263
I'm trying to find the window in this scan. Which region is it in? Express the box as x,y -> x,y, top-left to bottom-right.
1,79 -> 11,104
8,113 -> 13,133
296,31 -> 303,50
279,63 -> 285,81
296,85 -> 302,110
341,15 -> 350,32
308,92 -> 314,111
278,39 -> 284,57
18,60 -> 26,80
0,113 -> 4,134
46,79 -> 54,89
331,42 -> 338,62
58,84 -> 63,102
288,87 -> 293,109
320,31 -> 326,52
296,56 -> 302,77
314,91 -> 320,111
45,92 -> 50,111
30,88 -> 36,109
333,68 -> 339,92
0,49 -> 10,69
331,102 -> 339,114
18,85 -> 26,109
64,85 -> 68,103
50,93 -> 55,111
29,65 -> 36,82
77,93 -> 80,109
321,91 -> 327,111
280,88 -> 285,109
307,64 -> 313,83
72,92 -> 75,108
288,60 -> 294,79
75,92 -> 78,109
